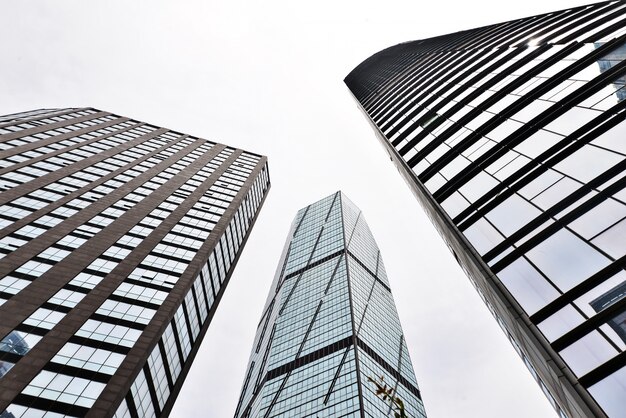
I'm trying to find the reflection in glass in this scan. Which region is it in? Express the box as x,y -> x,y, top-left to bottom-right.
595,42 -> 626,103
0,331 -> 29,356
590,281 -> 626,344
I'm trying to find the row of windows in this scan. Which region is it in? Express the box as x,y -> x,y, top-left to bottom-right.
0,108 -> 101,137
120,162 -> 269,417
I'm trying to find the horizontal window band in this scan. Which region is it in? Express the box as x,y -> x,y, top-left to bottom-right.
430,36 -> 626,199
13,324 -> 48,337
402,42 -> 581,165
265,336 -> 353,381
543,2 -> 620,47
383,48 -> 484,135
484,158 -> 626,266
281,250 -> 344,282
490,172 -> 626,274
89,313 -> 146,331
123,278 -> 173,293
428,45 -> 625,188
562,3 -> 626,45
0,291 -> 13,301
161,229 -> 207,242
40,302 -> 72,314
374,49 -> 477,127
44,361 -> 111,384
263,335 -> 421,401
146,249 -> 193,265
11,393 -> 90,417
0,351 -> 22,364
455,100 -> 626,231
393,45 -> 540,144
3,271 -> 39,282
67,335 -> 131,355
107,293 -> 161,311
58,284 -> 91,295
508,7 -> 580,47
383,48 -> 500,135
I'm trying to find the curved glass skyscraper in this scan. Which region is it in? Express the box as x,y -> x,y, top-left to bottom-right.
345,2 -> 626,417
235,192 -> 426,418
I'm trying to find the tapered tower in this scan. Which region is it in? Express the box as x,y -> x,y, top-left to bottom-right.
235,191 -> 426,418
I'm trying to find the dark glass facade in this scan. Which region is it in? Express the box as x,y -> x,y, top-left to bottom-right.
345,2 -> 626,417
0,108 -> 270,417
235,191 -> 427,418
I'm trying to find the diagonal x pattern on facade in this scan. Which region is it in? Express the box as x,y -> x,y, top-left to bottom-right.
235,191 -> 427,418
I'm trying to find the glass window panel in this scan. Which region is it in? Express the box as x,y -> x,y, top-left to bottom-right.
527,229 -> 611,291
591,120 -> 626,155
485,150 -> 519,175
592,218 -> 626,259
532,176 -> 581,210
463,218 -> 505,255
538,305 -> 585,341
514,129 -> 562,159
512,99 -> 552,123
568,198 -> 626,240
0,359 -> 14,377
554,145 -> 623,184
486,119 -> 524,142
544,105 -> 602,136
589,365 -> 626,418
485,193 -> 541,235
424,172 -> 446,193
440,191 -> 470,219
492,154 -> 531,181
498,257 -> 560,314
439,155 -> 471,180
458,171 -> 499,203
519,169 -> 564,200
559,331 -> 618,376
0,331 -> 34,355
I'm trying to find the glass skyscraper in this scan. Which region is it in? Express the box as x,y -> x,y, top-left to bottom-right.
235,191 -> 426,418
0,108 -> 270,417
345,2 -> 626,417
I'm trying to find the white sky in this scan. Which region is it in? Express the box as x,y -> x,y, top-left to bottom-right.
0,1 -> 594,417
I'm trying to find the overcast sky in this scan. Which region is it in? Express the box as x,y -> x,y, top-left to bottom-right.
0,1 -> 595,417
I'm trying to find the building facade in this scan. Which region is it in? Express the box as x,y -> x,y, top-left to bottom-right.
345,2 -> 626,417
0,108 -> 270,417
235,191 -> 427,418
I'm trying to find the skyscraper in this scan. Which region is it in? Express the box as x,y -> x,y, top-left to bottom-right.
0,108 -> 270,417
235,191 -> 426,418
345,2 -> 626,417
